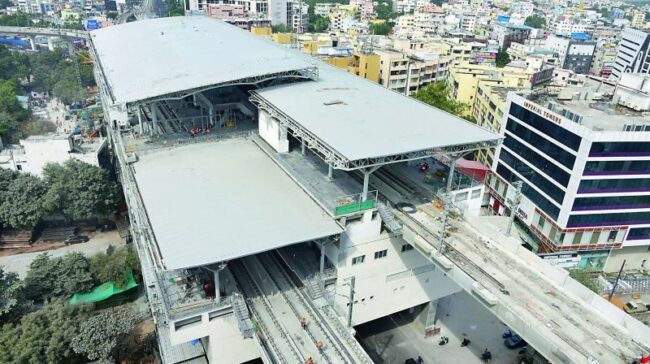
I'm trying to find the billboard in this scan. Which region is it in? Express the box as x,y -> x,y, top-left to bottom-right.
84,19 -> 100,31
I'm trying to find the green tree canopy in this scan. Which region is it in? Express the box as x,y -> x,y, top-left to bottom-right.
272,23 -> 290,33
0,266 -> 24,322
496,48 -> 511,68
371,21 -> 395,35
308,14 -> 330,32
0,300 -> 90,364
524,15 -> 546,28
412,81 -> 470,118
376,0 -> 396,20
43,159 -> 119,221
0,174 -> 48,229
89,245 -> 140,288
569,269 -> 601,293
71,307 -> 137,362
24,252 -> 95,302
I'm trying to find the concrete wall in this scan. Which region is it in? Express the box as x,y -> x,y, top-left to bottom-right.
605,245 -> 650,272
169,313 -> 260,364
258,109 -> 289,153
335,214 -> 462,325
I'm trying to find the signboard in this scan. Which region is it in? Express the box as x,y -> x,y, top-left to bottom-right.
540,252 -> 580,269
84,19 -> 100,31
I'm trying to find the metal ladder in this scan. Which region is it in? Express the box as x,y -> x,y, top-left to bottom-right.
306,274 -> 324,300
377,202 -> 403,233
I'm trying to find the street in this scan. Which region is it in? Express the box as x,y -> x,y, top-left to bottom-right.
0,230 -> 125,277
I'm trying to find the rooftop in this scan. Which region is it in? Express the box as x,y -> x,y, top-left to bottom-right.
253,63 -> 499,169
90,17 -> 317,105
132,137 -> 343,270
524,79 -> 650,132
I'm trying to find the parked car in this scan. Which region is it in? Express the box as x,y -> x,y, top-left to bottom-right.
504,334 -> 527,349
624,301 -> 649,314
64,235 -> 89,245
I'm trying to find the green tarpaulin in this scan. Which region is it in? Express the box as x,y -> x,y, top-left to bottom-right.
70,272 -> 138,304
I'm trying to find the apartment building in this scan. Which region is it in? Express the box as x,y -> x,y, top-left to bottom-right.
447,62 -> 533,116
590,44 -> 617,77
376,48 -> 451,95
612,27 -> 650,80
486,81 -> 650,272
491,22 -> 534,49
545,34 -> 596,74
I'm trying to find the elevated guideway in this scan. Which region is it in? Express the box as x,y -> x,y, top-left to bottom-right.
0,26 -> 87,39
230,252 -> 372,364
367,167 -> 650,364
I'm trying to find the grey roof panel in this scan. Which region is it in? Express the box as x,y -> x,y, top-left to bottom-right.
132,138 -> 342,270
90,17 -> 314,104
254,64 -> 500,162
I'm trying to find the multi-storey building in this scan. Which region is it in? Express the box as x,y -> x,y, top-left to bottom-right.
486,81 -> 650,272
376,48 -> 451,95
612,27 -> 650,80
491,22 -> 534,49
314,2 -> 336,17
632,10 -> 646,29
545,34 -> 596,75
590,43 -> 617,77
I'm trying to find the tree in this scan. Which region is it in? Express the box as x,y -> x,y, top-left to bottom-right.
89,245 -> 140,288
496,48 -> 511,68
375,0 -> 396,20
43,159 -> 119,221
0,266 -> 24,322
524,15 -> 546,28
570,269 -> 601,293
371,21 -> 395,35
0,300 -> 90,364
0,174 -> 48,229
412,81 -> 470,118
24,252 -> 95,302
272,23 -> 289,33
308,14 -> 330,32
72,307 -> 137,362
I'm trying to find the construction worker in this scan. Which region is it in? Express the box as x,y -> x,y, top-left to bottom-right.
316,340 -> 324,353
300,317 -> 307,329
305,357 -> 314,364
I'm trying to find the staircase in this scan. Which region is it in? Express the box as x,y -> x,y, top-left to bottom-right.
306,274 -> 324,300
231,293 -> 254,338
377,202 -> 402,234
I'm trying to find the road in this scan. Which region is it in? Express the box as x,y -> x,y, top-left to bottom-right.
356,291 -> 520,364
0,230 -> 125,277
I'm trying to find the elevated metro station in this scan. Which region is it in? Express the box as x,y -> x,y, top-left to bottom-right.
90,16 -> 650,364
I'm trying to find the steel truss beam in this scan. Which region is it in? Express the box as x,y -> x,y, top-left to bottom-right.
251,93 -> 502,171
125,67 -> 319,110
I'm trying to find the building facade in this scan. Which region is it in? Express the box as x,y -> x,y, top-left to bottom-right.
487,91 -> 650,272
612,27 -> 650,80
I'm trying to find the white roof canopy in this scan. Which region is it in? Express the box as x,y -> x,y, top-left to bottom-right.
90,17 -> 317,105
133,139 -> 342,270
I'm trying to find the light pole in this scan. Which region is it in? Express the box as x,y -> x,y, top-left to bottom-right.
343,277 -> 356,327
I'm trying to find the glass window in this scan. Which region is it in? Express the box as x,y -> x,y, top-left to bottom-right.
628,228 -> 650,240
608,231 -> 617,242
505,118 -> 576,169
499,150 -> 566,203
509,103 -> 581,151
538,215 -> 545,228
496,163 -> 560,220
573,195 -> 650,210
549,226 -> 557,241
374,250 -> 388,259
352,255 -> 365,265
590,142 -> 650,157
583,160 -> 650,176
590,231 -> 600,245
578,178 -> 650,193
572,232 -> 583,245
502,137 -> 570,186
568,212 -> 650,228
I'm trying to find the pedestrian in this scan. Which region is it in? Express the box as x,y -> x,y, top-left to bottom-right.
300,317 -> 307,329
316,340 -> 324,353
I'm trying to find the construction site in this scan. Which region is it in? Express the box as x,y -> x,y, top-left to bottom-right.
89,16 -> 650,364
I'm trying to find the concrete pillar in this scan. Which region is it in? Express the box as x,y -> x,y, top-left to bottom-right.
29,36 -> 36,51
419,300 -> 439,332
47,37 -> 55,51
301,141 -> 306,155
446,158 -> 457,192
320,241 -> 325,275
362,171 -> 370,201
214,269 -> 220,302
327,164 -> 333,181
137,107 -> 143,134
151,103 -> 158,136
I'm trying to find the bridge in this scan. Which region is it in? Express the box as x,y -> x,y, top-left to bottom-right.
0,26 -> 87,50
